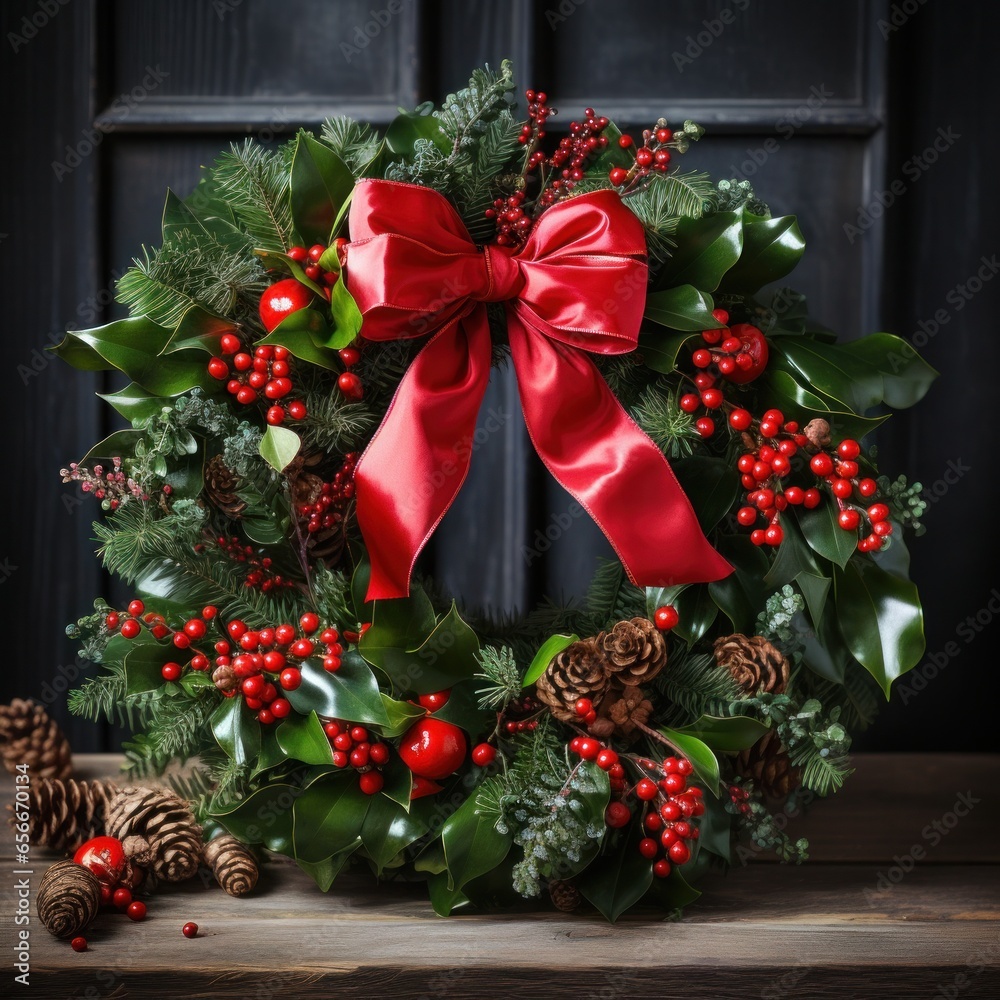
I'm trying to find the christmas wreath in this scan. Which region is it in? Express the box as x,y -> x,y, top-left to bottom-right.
54,62 -> 935,920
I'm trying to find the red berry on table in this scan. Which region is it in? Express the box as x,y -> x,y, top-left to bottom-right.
653,859 -> 672,878
161,662 -> 181,682
126,900 -> 147,921
638,837 -> 659,860
810,453 -> 834,477
418,689 -> 451,712
207,357 -> 229,380
654,605 -> 679,631
398,718 -> 468,779
679,393 -> 700,414
605,802 -> 631,828
471,743 -> 496,766
266,406 -> 285,426
182,922 -> 199,939
359,771 -> 384,795
71,937 -> 88,952
695,416 -> 715,438
259,278 -> 313,333
113,886 -> 133,910
729,408 -> 752,431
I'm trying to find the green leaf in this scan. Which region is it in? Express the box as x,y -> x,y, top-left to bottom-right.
360,794 -> 429,873
720,215 -> 805,293
673,715 -> 770,753
211,782 -> 296,853
646,866 -> 702,911
834,560 -> 925,697
763,512 -> 822,588
522,634 -> 578,687
296,844 -> 359,891
848,332 -> 939,409
210,696 -> 261,767
708,536 -> 770,634
430,681 -> 491,737
287,652 -> 390,727
385,103 -> 449,156
643,284 -> 718,332
276,710 -> 334,766
123,644 -> 173,695
659,727 -> 720,794
638,328 -> 697,375
797,571 -> 832,627
325,272 -> 364,350
162,305 -> 234,355
377,693 -> 425,737
379,757 -> 414,810
258,424 -> 300,473
576,830 -> 654,922
775,339 -> 884,414
696,796 -> 733,862
646,583 -> 717,645
291,131 -> 355,246
426,871 -> 470,916
81,430 -> 145,465
352,570 -> 436,646
178,671 -> 214,696
257,308 -> 342,369
292,771 -> 372,863
796,503 -> 857,569
254,249 -> 326,297
440,790 -> 512,892
98,384 -> 167,423
672,456 -> 740,533
657,212 -> 743,292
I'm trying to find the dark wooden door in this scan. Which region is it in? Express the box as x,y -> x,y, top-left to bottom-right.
3,0 -> 997,750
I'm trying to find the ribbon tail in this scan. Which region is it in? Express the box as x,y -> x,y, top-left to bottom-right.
507,319 -> 733,589
355,313 -> 493,600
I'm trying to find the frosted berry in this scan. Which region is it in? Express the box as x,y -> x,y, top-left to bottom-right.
259,278 -> 313,333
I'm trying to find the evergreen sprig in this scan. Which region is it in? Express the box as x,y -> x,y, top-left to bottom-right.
633,384 -> 703,460
319,116 -> 383,175
625,170 -> 715,262
475,645 -> 522,710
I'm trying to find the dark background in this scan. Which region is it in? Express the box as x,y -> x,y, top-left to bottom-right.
2,0 -> 996,751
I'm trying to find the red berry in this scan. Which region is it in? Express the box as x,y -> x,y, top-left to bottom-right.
663,772 -> 686,794
873,520 -> 893,537
266,406 -> 285,426
609,166 -> 629,186
695,416 -> 715,438
638,837 -> 659,859
729,408 -> 752,431
418,690 -> 451,712
259,278 -> 313,333
721,324 -> 769,384
307,244 -> 326,262
127,600 -> 144,616
810,453 -> 834,477
287,246 -> 308,262
701,388 -> 723,409
717,356 -> 736,375
359,771 -> 384,795
858,478 -> 878,497
605,802 -> 631,828
677,758 -> 693,776
803,488 -> 822,509
679,393 -> 700,414
71,936 -> 88,952
274,623 -> 295,644
576,738 -> 600,761
323,655 -> 341,672
337,372 -> 363,399
759,420 -> 779,438
654,605 -> 679,631
596,748 -> 619,771
765,523 -> 784,546
837,460 -> 859,479
831,478 -> 853,499
837,439 -> 861,460
838,509 -> 861,531
207,357 -> 229,380
297,612 -> 319,634
126,900 -> 147,921
339,347 -> 361,367
692,348 -> 712,368
287,400 -> 307,420
182,922 -> 198,939
278,667 -> 301,690
668,841 -> 691,865
750,529 -> 766,546
113,887 -> 132,910
398,718 -> 467,779
636,147 -> 653,167
867,503 -> 890,523
737,506 -> 757,527
257,708 -> 275,725
653,859 -> 672,878
120,619 -> 141,639
574,697 -> 594,717
471,743 -> 496,766
693,372 -> 715,390
332,750 -> 348,767
636,777 -> 658,800
290,638 -> 314,658
711,308 -> 729,326
161,662 -> 181,682
369,742 -> 390,765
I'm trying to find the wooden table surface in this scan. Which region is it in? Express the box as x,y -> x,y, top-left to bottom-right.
2,753 -> 998,999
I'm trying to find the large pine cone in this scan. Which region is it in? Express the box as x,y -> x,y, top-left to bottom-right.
548,879 -> 581,912
596,618 -> 667,686
735,730 -> 799,800
204,833 -> 259,897
535,638 -> 610,722
713,634 -> 789,694
0,699 -> 73,780
37,860 -> 101,938
106,787 -> 202,884
204,455 -> 247,518
12,777 -> 118,852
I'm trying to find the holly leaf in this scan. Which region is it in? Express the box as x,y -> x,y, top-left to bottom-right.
638,328 -> 697,375
775,339 -> 884,414
440,788 -> 512,892
708,536 -> 769,634
258,424 -> 300,473
162,305 -> 234,355
98,384 -> 168,423
385,103 -> 449,156
290,131 -> 355,246
426,871 -> 470,917
123,643 -> 173,695
211,696 -> 261,767
256,308 -> 342,369
643,284 -> 718,331
292,771 -> 372,863
286,652 -> 390,728
296,843 -> 359,891
211,782 -> 297,854
848,332 -> 939,409
796,503 -> 857,569
645,583 -> 717,646
379,757 -> 414,810
275,710 -> 334,766
658,727 -> 720,795
522,634 -> 578,687
377,693 -> 425,738
81,430 -> 145,466
431,680 -> 492,737
833,560 -> 925,697
719,215 -> 805,293
672,456 -> 740,533
673,715 -> 770,753
576,829 -> 654,922
656,212 -> 743,292
360,794 -> 429,873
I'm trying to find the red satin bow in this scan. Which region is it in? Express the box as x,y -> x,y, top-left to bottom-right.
345,179 -> 732,600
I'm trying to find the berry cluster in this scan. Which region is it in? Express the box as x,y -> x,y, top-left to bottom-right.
534,107 -> 610,209
207,340 -> 307,426
322,719 -> 389,795
568,735 -> 626,787
60,458 -> 168,511
105,599 -> 171,641
204,536 -> 296,592
689,313 -> 769,385
499,692 -> 544,735
336,346 -> 364,401
608,119 -> 677,188
728,782 -> 752,815
297,451 -> 358,535
634,757 -> 703,877
287,240 -> 346,292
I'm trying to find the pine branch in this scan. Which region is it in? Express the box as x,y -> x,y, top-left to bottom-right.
632,385 -> 702,460
297,387 -> 378,455
319,116 -> 382,175
655,651 -> 743,727
95,502 -> 206,584
583,560 -> 645,631
458,110 -> 523,242
122,695 -> 216,776
625,170 -> 716,263
475,646 -> 522,710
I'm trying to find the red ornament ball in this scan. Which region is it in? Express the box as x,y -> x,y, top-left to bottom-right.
73,836 -> 126,887
398,718 -> 468,779
721,323 -> 769,384
258,278 -> 313,333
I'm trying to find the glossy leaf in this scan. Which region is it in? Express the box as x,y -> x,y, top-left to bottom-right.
849,332 -> 939,409
775,339 -> 884,414
646,583 -> 717,645
257,308 -> 342,369
385,103 -> 449,156
430,680 -> 492,737
763,512 -> 822,588
440,789 -> 512,892
643,284 -> 718,331
672,456 -> 740,533
522,633 -> 578,687
796,571 -> 832,628
98,384 -> 168,423
378,693 -> 425,737
211,696 -> 261,767
292,771 -> 372,863
254,249 -> 326,297
296,843 -> 359,891
657,212 -> 743,292
674,715 -> 770,753
834,560 -> 925,697
211,782 -> 297,853
276,710 -> 334,766
720,215 -> 805,293
286,653 -> 390,728
290,131 -> 355,246
258,424 -> 300,473
81,429 -> 145,465
659,727 -> 720,794
379,757 -> 414,810
326,273 -> 364,349
361,794 -> 429,873
708,536 -> 769,634
796,503 -> 857,569
576,829 -> 653,922
646,865 -> 703,911
162,305 -> 234,355
696,796 -> 733,862
638,327 -> 697,375
426,871 -> 470,917
123,644 -> 173,695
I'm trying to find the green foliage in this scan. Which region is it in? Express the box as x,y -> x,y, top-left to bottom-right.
625,170 -> 715,262
714,178 -> 770,217
123,694 -> 217,777
879,474 -> 927,535
94,501 -> 205,584
296,385 -> 378,455
734,791 -> 809,862
633,384 -> 702,459
319,116 -> 382,175
654,651 -> 743,728
475,646 -> 522,710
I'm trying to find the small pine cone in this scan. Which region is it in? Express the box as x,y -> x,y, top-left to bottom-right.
713,634 -> 789,694
106,787 -> 202,884
204,455 -> 247,519
596,618 -> 667,686
0,699 -> 73,780
37,860 -> 101,938
11,777 -> 118,852
212,664 -> 238,693
603,684 -> 654,739
548,879 -> 581,912
803,418 -> 832,450
204,833 -> 259,897
535,638 -> 610,722
735,731 -> 799,800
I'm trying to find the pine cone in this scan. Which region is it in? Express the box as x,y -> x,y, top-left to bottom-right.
37,860 -> 101,939
204,833 -> 259,897
535,638 -> 610,722
548,879 -> 581,912
803,418 -> 832,450
204,455 -> 247,519
735,731 -> 799,800
596,618 -> 667,686
106,787 -> 202,884
0,699 -> 73,780
601,684 -> 654,739
11,777 -> 118,852
713,634 -> 789,694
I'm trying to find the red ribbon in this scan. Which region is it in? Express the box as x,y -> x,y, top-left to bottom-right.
345,179 -> 732,601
